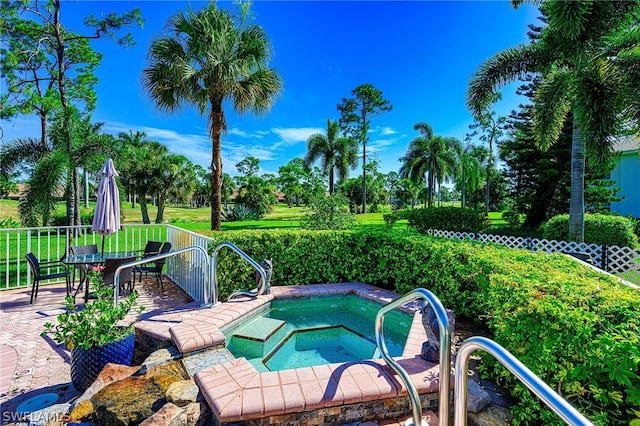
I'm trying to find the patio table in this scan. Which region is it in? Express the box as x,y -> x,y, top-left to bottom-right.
64,251 -> 137,303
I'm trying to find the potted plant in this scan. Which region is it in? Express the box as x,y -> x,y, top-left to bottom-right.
42,267 -> 144,392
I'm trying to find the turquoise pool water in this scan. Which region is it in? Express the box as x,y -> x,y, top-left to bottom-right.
226,294 -> 412,372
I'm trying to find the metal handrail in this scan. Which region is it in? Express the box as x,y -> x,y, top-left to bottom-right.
375,288 -> 451,426
454,336 -> 594,426
113,245 -> 213,306
211,242 -> 267,300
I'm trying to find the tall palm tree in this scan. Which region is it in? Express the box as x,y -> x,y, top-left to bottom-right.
305,119 -> 358,193
467,1 -> 640,241
399,123 -> 458,207
143,2 -> 283,231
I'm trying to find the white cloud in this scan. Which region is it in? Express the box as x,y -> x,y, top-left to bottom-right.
227,127 -> 250,138
380,127 -> 397,136
272,127 -> 323,145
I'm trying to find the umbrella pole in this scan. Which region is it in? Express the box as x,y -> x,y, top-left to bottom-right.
101,235 -> 106,256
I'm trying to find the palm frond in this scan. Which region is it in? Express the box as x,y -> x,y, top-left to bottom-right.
532,67 -> 575,150
574,59 -> 626,168
0,137 -> 50,174
467,43 -> 547,117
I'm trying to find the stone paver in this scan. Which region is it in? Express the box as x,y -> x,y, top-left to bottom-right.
0,276 -> 192,419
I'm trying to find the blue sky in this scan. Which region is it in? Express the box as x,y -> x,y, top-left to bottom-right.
1,1 -> 539,177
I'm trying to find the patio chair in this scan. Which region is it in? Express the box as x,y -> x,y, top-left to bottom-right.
102,256 -> 137,293
138,241 -> 163,260
25,252 -> 70,304
70,244 -> 98,290
134,242 -> 172,292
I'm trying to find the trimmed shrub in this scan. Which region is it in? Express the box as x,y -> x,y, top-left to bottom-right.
299,193 -> 356,230
204,230 -> 640,425
406,206 -> 489,234
543,214 -> 638,247
50,210 -> 94,226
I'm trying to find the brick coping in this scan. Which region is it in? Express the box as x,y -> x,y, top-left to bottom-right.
136,283 -> 441,423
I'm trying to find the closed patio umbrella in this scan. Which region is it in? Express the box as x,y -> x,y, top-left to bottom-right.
92,158 -> 120,255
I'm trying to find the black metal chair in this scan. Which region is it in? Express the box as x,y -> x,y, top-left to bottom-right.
134,242 -> 172,292
25,252 -> 70,304
70,244 -> 98,290
139,241 -> 162,260
102,256 -> 137,294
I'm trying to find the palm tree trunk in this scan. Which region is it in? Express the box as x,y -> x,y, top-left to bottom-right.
138,191 -> 150,224
568,111 -> 585,242
155,195 -> 165,223
210,101 -> 224,231
461,166 -> 466,208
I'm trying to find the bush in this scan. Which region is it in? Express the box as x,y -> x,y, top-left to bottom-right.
204,230 -> 640,425
406,206 -> 489,234
501,210 -> 521,227
299,193 -> 357,230
50,210 -> 94,226
382,212 -> 398,230
543,214 -> 639,247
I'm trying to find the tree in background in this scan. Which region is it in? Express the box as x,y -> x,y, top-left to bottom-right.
304,119 -> 358,193
234,157 -> 276,217
221,173 -> 235,209
395,178 -> 420,208
154,154 -> 196,223
468,94 -> 507,215
15,107 -> 111,226
399,123 -> 458,208
455,141 -> 486,209
468,1 -> 640,241
340,160 -> 387,213
337,83 -> 392,213
118,135 -> 169,224
385,171 -> 400,204
143,2 -> 282,231
1,0 -> 142,225
278,158 -> 308,207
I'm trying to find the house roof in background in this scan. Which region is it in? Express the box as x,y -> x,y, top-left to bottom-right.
613,136 -> 640,153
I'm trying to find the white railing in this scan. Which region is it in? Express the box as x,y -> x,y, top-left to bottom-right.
165,226 -> 214,302
428,229 -> 640,275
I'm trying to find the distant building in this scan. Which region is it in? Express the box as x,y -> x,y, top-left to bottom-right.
609,136 -> 640,218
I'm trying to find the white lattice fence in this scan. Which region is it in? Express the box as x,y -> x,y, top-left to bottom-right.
427,229 -> 640,274
606,245 -> 640,274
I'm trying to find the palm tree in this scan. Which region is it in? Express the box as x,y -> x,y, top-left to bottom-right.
399,123 -> 458,207
305,119 -> 358,193
2,107 -> 109,226
467,1 -> 640,241
456,143 -> 487,208
143,2 -> 282,231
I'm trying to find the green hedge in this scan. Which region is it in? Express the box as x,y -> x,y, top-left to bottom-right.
205,230 -> 640,425
543,214 -> 639,247
405,206 -> 489,234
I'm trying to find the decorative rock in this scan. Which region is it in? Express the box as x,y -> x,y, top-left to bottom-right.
183,402 -> 211,426
480,380 -> 514,408
72,363 -> 140,408
468,404 -> 513,426
139,403 -> 186,426
467,379 -> 492,413
140,347 -> 182,375
92,376 -> 165,425
165,380 -> 199,407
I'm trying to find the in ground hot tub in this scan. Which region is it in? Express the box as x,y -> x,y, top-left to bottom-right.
225,294 -> 412,371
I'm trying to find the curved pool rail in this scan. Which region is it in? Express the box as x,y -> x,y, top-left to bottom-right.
212,242 -> 268,301
454,336 -> 594,426
375,288 -> 451,426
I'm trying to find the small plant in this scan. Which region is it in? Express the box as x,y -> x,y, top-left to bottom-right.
221,204 -> 262,221
0,217 -> 20,228
42,269 -> 144,350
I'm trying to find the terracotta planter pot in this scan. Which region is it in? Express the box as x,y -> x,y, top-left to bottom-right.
70,333 -> 135,392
